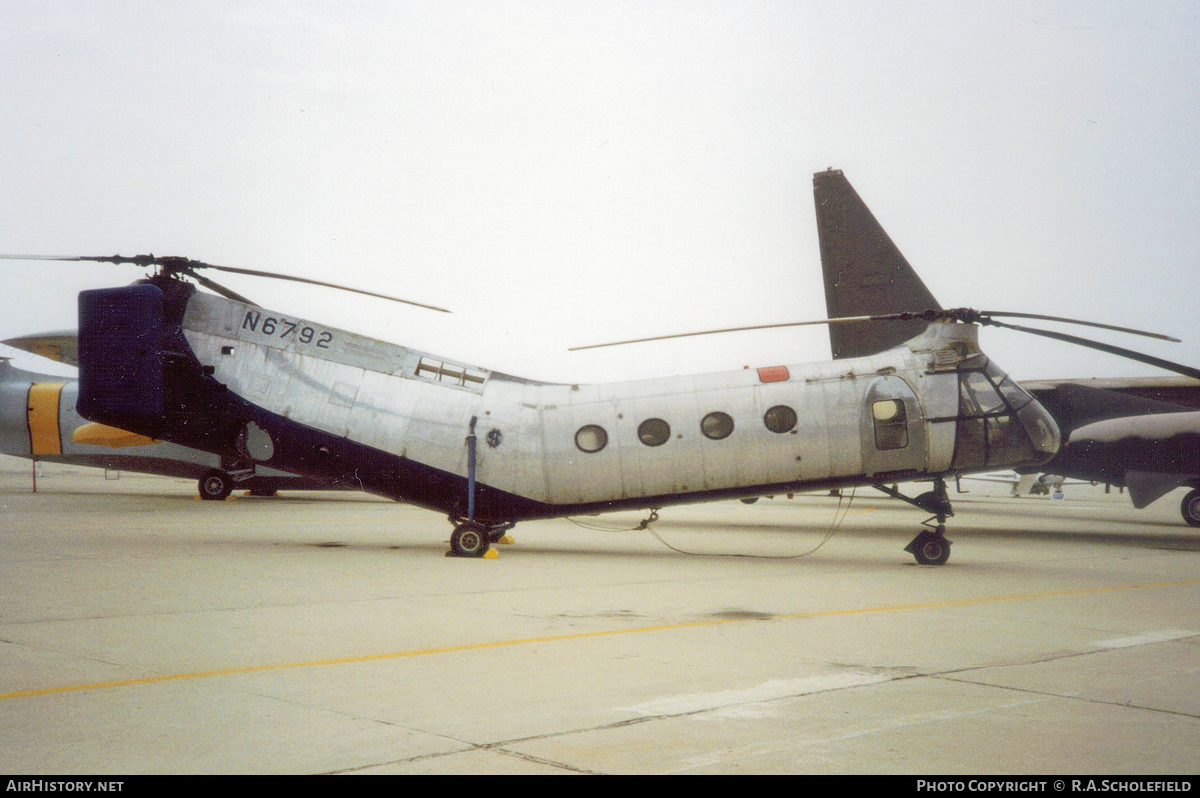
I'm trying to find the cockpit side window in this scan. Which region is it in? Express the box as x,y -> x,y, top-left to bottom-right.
962,371 -> 1005,414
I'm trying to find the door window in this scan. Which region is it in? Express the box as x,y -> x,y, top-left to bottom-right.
872,399 -> 908,450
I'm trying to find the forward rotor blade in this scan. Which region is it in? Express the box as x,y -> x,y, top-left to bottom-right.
977,310 -> 1179,342
986,319 -> 1200,381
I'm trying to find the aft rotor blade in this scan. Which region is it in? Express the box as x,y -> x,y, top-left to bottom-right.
185,270 -> 257,306
986,319 -> 1200,381
193,262 -> 452,313
977,310 -> 1180,342
0,254 -> 162,266
0,255 -> 93,261
568,314 -> 897,351
0,254 -> 451,313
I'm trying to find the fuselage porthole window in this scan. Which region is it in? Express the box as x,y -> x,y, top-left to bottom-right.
638,418 -> 671,447
701,411 -> 735,440
575,424 -> 608,453
763,405 -> 797,434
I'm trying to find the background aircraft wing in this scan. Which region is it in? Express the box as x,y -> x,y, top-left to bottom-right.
2,330 -> 79,367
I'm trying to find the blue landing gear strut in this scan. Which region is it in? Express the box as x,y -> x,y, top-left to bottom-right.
446,416 -> 516,558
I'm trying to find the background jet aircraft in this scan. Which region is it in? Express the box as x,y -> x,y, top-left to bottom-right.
812,168 -> 1200,525
1,335 -> 343,499
963,471 -> 1090,498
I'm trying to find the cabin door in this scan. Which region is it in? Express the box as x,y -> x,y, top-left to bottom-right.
859,375 -> 926,478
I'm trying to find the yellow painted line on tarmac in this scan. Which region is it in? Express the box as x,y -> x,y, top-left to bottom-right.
3,578 -> 1198,702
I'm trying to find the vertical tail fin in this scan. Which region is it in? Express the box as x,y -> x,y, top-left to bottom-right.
813,169 -> 941,359
77,285 -> 164,428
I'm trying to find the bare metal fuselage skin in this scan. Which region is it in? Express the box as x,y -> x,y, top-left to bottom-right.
76,278 -> 1059,524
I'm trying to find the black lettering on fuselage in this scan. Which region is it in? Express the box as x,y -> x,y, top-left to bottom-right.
240,310 -> 335,350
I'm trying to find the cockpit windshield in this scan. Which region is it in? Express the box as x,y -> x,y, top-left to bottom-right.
984,362 -> 1035,412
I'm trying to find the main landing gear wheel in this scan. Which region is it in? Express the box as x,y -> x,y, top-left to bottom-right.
199,470 -> 233,501
905,527 -> 952,566
449,524 -> 491,558
1182,489 -> 1200,528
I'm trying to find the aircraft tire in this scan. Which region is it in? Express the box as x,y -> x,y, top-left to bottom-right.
450,525 -> 490,558
1181,490 -> 1200,528
199,470 -> 233,501
908,531 -> 951,566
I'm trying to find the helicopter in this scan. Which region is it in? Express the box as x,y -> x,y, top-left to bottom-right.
2,197 -> 1193,565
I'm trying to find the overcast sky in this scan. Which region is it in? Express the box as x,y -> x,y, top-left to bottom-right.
1,1 -> 1197,385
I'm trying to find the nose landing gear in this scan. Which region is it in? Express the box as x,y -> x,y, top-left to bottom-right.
905,524 -> 952,566
875,477 -> 955,565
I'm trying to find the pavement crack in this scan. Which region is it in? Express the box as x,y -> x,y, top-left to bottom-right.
926,628 -> 1200,682
485,746 -> 604,774
933,674 -> 1200,720
328,740 -> 603,775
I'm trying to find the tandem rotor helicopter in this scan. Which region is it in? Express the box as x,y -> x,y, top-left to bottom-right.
4,175 -> 1197,565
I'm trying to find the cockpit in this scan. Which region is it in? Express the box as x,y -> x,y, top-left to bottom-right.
950,360 -> 1059,471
